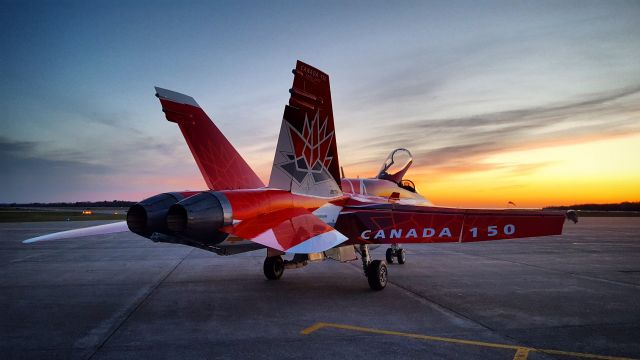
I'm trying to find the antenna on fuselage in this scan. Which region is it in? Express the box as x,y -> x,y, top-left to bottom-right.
340,166 -> 345,179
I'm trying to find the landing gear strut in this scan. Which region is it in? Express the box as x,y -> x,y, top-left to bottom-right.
263,255 -> 284,280
360,244 -> 387,290
386,244 -> 406,264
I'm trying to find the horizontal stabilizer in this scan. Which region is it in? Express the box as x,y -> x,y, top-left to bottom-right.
222,208 -> 348,253
23,221 -> 129,244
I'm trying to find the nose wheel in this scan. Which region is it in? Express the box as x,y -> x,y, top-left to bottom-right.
386,244 -> 406,264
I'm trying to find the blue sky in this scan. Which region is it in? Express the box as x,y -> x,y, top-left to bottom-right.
1,1 -> 639,204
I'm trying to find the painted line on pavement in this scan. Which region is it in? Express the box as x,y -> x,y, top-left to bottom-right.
301,322 -> 636,360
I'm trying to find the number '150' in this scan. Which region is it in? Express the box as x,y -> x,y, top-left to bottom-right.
469,224 -> 515,238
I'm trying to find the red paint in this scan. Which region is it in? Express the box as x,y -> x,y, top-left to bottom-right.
288,61 -> 341,188
221,207 -> 333,251
459,212 -> 564,242
158,98 -> 264,191
335,204 -> 566,245
220,189 -> 334,220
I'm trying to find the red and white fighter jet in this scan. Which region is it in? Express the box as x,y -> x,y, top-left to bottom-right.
24,61 -> 577,290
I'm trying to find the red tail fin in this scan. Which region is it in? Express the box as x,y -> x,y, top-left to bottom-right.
155,87 -> 264,190
268,61 -> 342,197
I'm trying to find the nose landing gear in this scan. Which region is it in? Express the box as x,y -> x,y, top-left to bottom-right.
386,244 -> 406,264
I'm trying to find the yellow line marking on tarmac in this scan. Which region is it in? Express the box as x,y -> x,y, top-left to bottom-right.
300,322 -> 326,335
300,322 -> 637,360
513,347 -> 530,360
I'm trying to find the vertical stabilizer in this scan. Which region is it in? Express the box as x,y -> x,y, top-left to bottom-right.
155,87 -> 264,190
268,61 -> 342,198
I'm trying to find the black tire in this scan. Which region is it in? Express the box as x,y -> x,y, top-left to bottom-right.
397,249 -> 406,264
366,260 -> 388,290
263,256 -> 284,280
385,248 -> 395,264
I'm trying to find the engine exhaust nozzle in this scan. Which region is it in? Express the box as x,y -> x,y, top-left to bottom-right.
126,192 -> 187,237
166,191 -> 231,244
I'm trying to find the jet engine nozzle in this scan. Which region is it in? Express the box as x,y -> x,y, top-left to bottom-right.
166,191 -> 231,244
126,192 -> 187,237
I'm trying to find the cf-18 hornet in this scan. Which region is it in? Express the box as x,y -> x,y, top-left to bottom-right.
24,61 -> 577,290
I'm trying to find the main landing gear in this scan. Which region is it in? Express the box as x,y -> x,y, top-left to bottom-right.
385,244 -> 406,264
263,255 -> 284,280
263,253 -> 311,280
263,247 -> 394,291
360,244 -> 387,290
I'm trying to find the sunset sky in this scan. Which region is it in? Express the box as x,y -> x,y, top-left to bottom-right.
1,1 -> 639,207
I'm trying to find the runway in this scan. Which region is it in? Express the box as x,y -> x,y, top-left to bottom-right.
1,218 -> 639,359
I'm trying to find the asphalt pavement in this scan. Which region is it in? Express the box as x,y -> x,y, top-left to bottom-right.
1,217 -> 639,359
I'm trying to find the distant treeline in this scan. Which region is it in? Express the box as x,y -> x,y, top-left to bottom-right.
545,201 -> 640,212
2,200 -> 639,211
0,200 -> 136,208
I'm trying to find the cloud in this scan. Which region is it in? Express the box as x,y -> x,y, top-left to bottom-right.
0,137 -> 113,202
341,86 -> 640,175
0,137 -> 35,154
82,110 -> 144,135
0,134 -> 208,202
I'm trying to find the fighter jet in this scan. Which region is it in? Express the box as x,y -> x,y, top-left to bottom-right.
24,61 -> 576,290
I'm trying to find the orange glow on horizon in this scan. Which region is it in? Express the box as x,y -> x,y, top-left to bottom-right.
107,133 -> 638,209
408,133 -> 640,208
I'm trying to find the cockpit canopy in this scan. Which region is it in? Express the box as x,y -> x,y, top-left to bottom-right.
376,148 -> 416,192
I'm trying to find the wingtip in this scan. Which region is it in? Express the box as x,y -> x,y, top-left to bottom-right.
20,221 -> 130,245
22,235 -> 46,244
154,87 -> 200,108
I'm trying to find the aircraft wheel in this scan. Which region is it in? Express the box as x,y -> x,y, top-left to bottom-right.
397,249 -> 406,264
263,256 -> 284,280
366,260 -> 388,291
385,248 -> 395,264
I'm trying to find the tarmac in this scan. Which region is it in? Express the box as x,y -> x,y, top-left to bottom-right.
1,217 -> 639,359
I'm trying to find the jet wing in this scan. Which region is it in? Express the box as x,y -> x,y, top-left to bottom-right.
221,208 -> 348,253
336,202 -> 571,244
23,221 -> 129,244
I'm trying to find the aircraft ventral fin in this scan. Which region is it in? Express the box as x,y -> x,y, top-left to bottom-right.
221,208 -> 348,253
